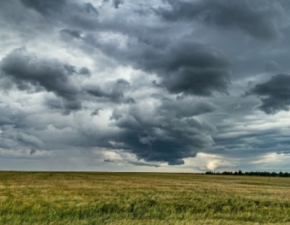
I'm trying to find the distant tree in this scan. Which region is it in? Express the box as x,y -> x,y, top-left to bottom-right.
271,172 -> 277,177
205,171 -> 214,175
222,171 -> 233,175
279,171 -> 283,176
205,170 -> 290,177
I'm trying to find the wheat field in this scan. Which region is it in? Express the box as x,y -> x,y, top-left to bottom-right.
0,172 -> 290,224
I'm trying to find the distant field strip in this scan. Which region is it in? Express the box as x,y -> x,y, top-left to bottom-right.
0,172 -> 290,224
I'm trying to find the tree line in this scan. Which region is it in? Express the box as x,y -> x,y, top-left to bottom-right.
205,170 -> 290,177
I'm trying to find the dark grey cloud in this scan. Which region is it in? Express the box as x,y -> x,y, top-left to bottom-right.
157,0 -> 284,40
211,122 -> 290,165
27,0 -> 232,98
30,148 -> 37,155
160,98 -> 216,118
103,0 -> 124,9
94,39 -> 231,96
44,97 -> 82,115
1,0 -> 290,171
0,123 -> 43,152
0,48 -> 82,112
20,0 -> 67,16
60,29 -> 82,39
91,108 -> 102,116
86,79 -> 135,104
20,0 -> 98,17
128,160 -> 160,167
247,74 -> 290,114
0,107 -> 20,127
0,48 -> 131,115
47,2 -> 232,98
104,159 -> 114,163
79,67 -> 91,76
113,0 -> 124,9
107,99 -> 215,165
17,131 -> 43,149
265,60 -> 281,73
20,0 -> 99,30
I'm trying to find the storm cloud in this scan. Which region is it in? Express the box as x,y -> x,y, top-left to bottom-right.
95,39 -> 231,96
20,0 -> 68,16
20,0 -> 99,31
248,74 -> 290,114
1,0 -> 290,171
103,0 -> 124,9
157,0 -> 285,40
0,48 -> 82,112
86,79 -> 135,104
109,100 -> 215,165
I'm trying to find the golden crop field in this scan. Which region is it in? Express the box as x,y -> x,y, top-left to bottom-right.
0,172 -> 290,225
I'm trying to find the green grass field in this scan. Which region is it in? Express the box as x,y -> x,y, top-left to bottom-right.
0,172 -> 290,224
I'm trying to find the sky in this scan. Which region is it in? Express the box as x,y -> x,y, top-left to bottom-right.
1,0 -> 290,172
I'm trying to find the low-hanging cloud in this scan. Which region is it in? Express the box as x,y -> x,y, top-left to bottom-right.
20,0 -> 68,16
157,0 -> 285,40
0,48 -> 133,114
0,48 -> 82,112
20,0 -> 99,30
86,79 -> 135,104
1,0 -> 290,171
159,98 -> 216,118
21,0 -> 232,97
107,98 -> 216,165
94,39 -> 231,96
247,74 -> 290,114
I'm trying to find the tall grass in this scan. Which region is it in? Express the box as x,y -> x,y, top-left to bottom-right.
0,172 -> 290,224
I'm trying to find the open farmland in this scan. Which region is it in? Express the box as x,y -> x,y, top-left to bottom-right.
0,172 -> 290,224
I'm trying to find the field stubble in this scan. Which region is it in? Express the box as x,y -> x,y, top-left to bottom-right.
0,172 -> 290,224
